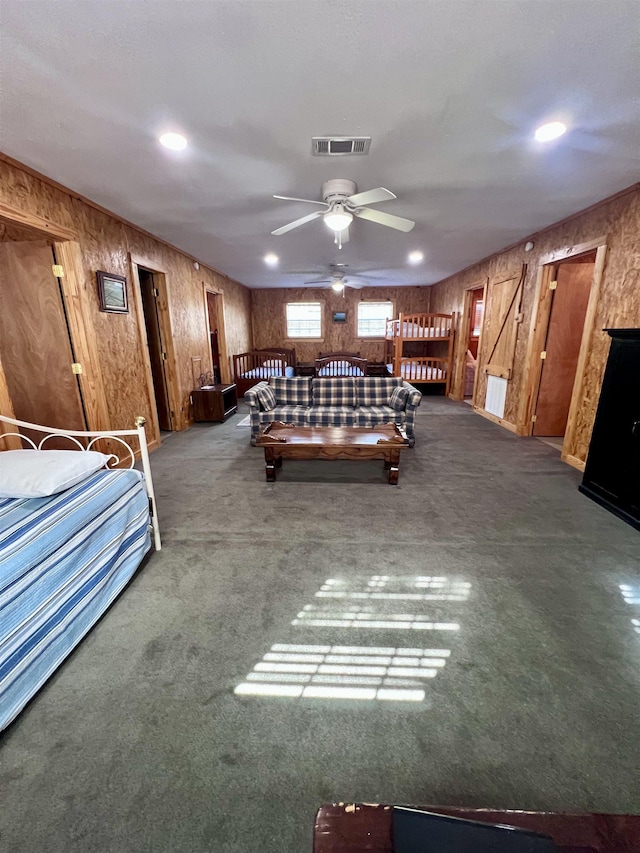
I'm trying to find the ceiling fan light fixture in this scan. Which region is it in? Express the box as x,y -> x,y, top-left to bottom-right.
324,207 -> 353,232
331,281 -> 345,292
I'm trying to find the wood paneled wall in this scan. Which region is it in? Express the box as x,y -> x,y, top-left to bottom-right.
251,286 -> 431,362
429,184 -> 640,464
0,156 -> 252,444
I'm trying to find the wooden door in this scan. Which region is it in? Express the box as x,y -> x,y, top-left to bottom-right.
533,259 -> 594,436
206,291 -> 221,383
482,266 -> 526,380
0,240 -> 86,432
138,268 -> 172,431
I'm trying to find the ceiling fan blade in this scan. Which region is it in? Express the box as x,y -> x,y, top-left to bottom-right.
271,210 -> 324,236
347,187 -> 396,207
304,278 -> 332,285
273,194 -> 329,207
344,278 -> 364,289
354,207 -> 415,232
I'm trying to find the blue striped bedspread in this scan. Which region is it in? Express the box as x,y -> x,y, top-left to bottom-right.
0,469 -> 151,731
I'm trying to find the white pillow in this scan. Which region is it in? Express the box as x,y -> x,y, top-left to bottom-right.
0,450 -> 112,499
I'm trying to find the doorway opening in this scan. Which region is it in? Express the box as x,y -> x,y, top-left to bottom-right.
0,238 -> 87,445
532,249 -> 597,450
205,290 -> 222,385
463,287 -> 484,404
138,268 -> 173,432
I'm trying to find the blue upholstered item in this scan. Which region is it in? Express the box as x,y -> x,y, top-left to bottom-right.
270,376 -> 313,406
0,469 -> 151,732
255,383 -> 277,411
389,385 -> 410,411
245,377 -> 421,446
311,378 -> 357,408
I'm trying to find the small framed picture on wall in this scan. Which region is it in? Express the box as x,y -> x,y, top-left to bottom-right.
333,311 -> 347,323
97,271 -> 128,313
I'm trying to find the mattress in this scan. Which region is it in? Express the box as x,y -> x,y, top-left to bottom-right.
243,365 -> 295,379
317,361 -> 365,377
387,363 -> 446,381
0,468 -> 151,731
388,321 -> 451,339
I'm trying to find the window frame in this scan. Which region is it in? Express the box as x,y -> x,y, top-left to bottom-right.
285,300 -> 324,340
356,300 -> 395,339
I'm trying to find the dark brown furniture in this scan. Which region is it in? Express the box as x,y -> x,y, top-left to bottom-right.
192,383 -> 237,422
232,347 -> 296,396
315,355 -> 368,376
313,803 -> 640,853
255,423 -> 409,484
579,328 -> 640,530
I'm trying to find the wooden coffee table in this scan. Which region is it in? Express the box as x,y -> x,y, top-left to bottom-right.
255,422 -> 410,484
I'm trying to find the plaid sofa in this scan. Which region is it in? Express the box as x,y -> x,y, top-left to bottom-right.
244,376 -> 422,446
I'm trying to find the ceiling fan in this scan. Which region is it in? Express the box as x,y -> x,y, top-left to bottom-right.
271,179 -> 415,248
304,270 -> 367,292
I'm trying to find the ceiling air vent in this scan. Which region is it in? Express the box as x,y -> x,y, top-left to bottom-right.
312,136 -> 371,156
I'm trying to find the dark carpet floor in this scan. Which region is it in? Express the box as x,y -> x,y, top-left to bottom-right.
1,398 -> 639,852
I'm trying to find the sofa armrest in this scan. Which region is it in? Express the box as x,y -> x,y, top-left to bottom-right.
402,381 -> 422,408
244,382 -> 269,410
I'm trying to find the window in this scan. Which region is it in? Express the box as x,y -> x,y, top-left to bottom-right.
472,299 -> 484,337
286,302 -> 322,338
357,301 -> 394,337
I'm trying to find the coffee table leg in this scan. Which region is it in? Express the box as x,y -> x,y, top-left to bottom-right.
264,449 -> 277,482
388,450 -> 400,485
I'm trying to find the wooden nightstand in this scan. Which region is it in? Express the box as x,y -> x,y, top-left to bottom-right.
192,384 -> 238,422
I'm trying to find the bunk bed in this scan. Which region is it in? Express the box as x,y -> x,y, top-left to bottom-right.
315,352 -> 368,376
232,347 -> 296,396
0,414 -> 160,732
385,312 -> 455,393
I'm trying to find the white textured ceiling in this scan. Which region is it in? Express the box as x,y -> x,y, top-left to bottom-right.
1,0 -> 638,288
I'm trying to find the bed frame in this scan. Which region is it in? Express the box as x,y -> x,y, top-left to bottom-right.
385,312 -> 455,393
0,414 -> 161,551
232,347 -> 297,397
315,354 -> 369,376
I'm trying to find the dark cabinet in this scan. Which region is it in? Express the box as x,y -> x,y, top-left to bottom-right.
579,329 -> 640,530
192,384 -> 238,423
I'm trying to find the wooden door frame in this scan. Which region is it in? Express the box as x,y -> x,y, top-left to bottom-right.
517,237 -> 607,470
0,202 -> 111,436
129,254 -> 182,433
449,279 -> 487,402
202,284 -> 231,384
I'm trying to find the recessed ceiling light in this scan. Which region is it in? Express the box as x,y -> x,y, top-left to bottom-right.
408,251 -> 424,265
159,132 -> 188,151
264,253 -> 279,267
534,121 -> 567,142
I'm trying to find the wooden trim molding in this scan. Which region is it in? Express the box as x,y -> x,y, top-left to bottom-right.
472,406 -> 518,434
0,200 -> 76,241
518,241 -> 607,465
53,241 -> 111,431
129,257 -> 162,444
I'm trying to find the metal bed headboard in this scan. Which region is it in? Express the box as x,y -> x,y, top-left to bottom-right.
0,414 -> 161,551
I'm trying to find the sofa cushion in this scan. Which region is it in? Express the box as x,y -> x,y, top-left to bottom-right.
255,384 -> 277,411
306,406 -> 359,427
355,376 -> 402,406
388,385 -> 410,411
353,406 -> 405,427
257,405 -> 309,427
269,376 -> 312,406
312,377 -> 356,408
